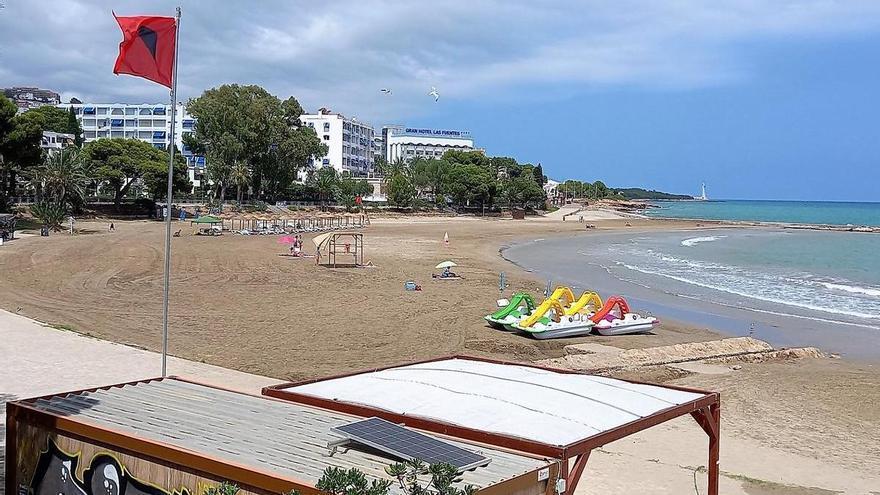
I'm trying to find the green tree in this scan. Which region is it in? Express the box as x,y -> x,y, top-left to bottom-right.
386,172 -> 416,208
489,156 -> 518,178
501,174 -> 546,209
443,163 -> 493,208
68,106 -> 84,147
372,155 -> 387,176
24,106 -> 83,146
229,161 -> 250,203
309,166 -> 339,209
30,148 -> 90,211
411,158 -> 450,201
593,180 -> 608,198
441,149 -> 490,171
337,176 -> 371,210
83,138 -> 186,206
142,145 -> 191,201
187,85 -> 326,202
532,164 -> 545,186
0,97 -> 43,211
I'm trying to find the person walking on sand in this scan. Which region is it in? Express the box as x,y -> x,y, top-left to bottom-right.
109,222 -> 115,232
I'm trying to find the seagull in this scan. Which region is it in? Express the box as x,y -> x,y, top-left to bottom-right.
428,86 -> 439,102
380,88 -> 392,95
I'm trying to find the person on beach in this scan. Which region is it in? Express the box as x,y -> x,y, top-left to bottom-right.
109,222 -> 115,232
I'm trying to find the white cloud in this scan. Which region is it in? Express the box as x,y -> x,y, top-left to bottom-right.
2,0 -> 880,123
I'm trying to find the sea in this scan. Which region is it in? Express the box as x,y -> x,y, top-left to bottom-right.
644,199 -> 880,226
503,202 -> 880,358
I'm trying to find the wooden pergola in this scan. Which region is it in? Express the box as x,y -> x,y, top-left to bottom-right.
264,355 -> 721,495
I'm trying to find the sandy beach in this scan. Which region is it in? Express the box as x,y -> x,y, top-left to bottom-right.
1,213 -> 879,492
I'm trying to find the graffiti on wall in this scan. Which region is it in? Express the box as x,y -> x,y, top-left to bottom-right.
28,439 -> 192,495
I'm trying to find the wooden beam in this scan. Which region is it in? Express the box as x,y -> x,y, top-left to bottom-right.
566,451 -> 591,495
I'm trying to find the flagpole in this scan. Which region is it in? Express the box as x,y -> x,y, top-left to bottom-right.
161,6 -> 181,377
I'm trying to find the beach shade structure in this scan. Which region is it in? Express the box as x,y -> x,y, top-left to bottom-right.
190,215 -> 223,236
263,356 -> 722,495
313,231 -> 364,267
435,261 -> 457,269
278,235 -> 295,244
190,215 -> 222,225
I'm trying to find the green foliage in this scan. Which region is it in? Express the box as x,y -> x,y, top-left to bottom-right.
440,150 -> 490,171
558,179 -> 612,200
143,145 -> 191,201
532,164 -> 545,186
386,172 -> 416,208
501,173 -> 546,209
315,467 -> 393,495
23,105 -> 83,146
489,157 -> 518,178
187,84 -> 327,201
83,139 -> 190,205
442,164 -> 494,208
373,156 -> 388,176
309,166 -> 339,209
286,182 -> 319,202
337,176 -> 372,210
30,148 -> 90,211
230,161 -> 251,203
202,481 -> 239,495
1,96 -> 44,211
68,106 -> 84,147
410,158 -> 450,199
30,201 -> 66,231
309,461 -> 476,495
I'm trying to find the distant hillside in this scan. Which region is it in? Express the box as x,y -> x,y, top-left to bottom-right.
613,188 -> 693,200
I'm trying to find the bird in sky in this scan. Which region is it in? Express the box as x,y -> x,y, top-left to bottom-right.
428,86 -> 439,102
380,88 -> 392,95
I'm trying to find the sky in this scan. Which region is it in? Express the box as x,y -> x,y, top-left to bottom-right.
1,1 -> 879,201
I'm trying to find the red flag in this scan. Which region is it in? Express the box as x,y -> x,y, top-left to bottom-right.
113,13 -> 176,88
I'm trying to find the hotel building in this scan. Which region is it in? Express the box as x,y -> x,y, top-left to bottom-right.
299,108 -> 374,178
383,125 -> 475,163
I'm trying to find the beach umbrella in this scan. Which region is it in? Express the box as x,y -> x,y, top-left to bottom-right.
278,236 -> 295,244
435,261 -> 457,269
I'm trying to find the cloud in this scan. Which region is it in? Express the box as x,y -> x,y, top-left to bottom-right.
2,0 -> 880,124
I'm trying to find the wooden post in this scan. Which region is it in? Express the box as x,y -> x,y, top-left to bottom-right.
708,402 -> 720,495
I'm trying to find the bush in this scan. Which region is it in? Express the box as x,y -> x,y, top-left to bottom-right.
30,202 -> 67,231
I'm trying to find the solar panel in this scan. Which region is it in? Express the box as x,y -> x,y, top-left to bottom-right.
330,417 -> 491,471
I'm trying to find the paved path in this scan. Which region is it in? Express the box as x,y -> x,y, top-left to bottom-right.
0,309 -> 281,495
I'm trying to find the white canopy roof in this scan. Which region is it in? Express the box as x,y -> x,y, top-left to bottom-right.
283,358 -> 705,447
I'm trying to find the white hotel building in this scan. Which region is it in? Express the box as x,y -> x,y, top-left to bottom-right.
383,125 -> 475,163
58,102 -> 205,188
299,108 -> 373,178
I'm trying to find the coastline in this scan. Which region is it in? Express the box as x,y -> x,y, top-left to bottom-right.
499,225 -> 880,360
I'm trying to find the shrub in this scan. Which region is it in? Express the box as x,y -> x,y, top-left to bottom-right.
30,202 -> 67,231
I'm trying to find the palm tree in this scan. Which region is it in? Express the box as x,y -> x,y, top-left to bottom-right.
311,167 -> 339,210
32,148 -> 89,212
230,161 -> 250,204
